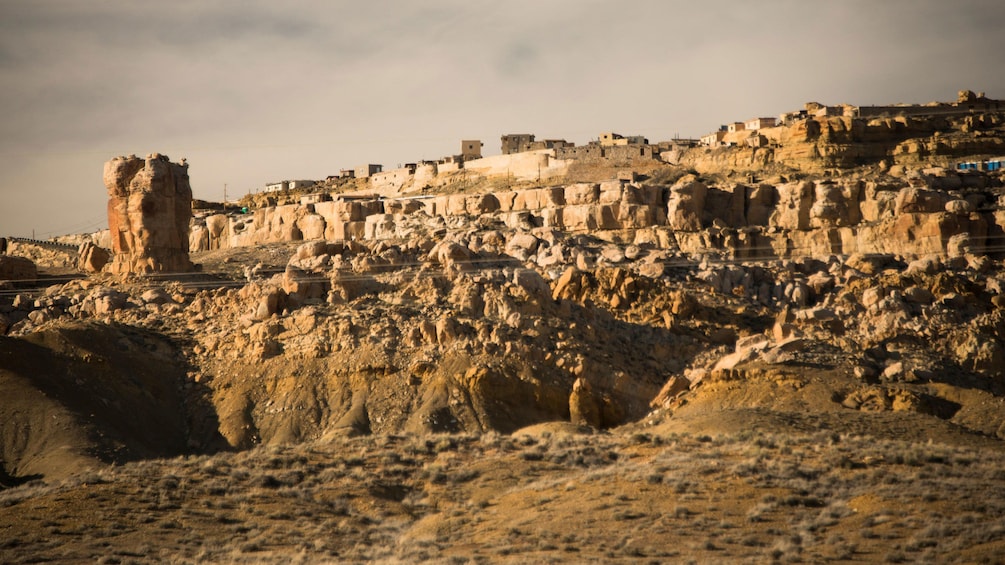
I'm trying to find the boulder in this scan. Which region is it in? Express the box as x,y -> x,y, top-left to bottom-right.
297,214 -> 327,241
205,214 -> 230,250
569,377 -> 601,428
650,375 -> 691,408
895,187 -> 950,215
506,233 -> 540,258
77,242 -> 110,273
564,183 -> 600,205
467,194 -> 501,215
552,267 -> 588,302
0,255 -> 37,281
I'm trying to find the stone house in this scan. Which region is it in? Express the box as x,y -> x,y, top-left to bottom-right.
701,131 -> 727,147
599,133 -> 648,147
287,180 -> 316,190
744,117 -> 777,130
461,140 -> 483,160
522,139 -> 573,152
355,164 -> 383,179
501,134 -> 535,155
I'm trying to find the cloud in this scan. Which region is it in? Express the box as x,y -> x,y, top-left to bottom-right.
1,0 -> 1004,237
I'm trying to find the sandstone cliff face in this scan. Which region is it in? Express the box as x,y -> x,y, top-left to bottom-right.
105,154 -> 194,275
192,169 -> 1003,267
682,112 -> 1005,174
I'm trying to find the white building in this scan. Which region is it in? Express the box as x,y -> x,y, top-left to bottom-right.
744,117 -> 777,131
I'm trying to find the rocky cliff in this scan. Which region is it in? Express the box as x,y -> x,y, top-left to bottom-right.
191,167 -> 1004,265
681,111 -> 1005,175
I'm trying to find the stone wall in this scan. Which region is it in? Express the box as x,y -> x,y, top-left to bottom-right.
555,145 -> 656,162
370,167 -> 415,192
461,151 -> 570,181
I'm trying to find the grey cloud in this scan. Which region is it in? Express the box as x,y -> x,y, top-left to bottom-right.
1,0 -> 1004,238
495,42 -> 541,78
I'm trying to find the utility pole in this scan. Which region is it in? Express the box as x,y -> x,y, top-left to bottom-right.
223,183 -> 228,210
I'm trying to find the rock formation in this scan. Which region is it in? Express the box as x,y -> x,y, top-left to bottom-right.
0,255 -> 36,282
105,154 -> 195,275
77,241 -> 110,273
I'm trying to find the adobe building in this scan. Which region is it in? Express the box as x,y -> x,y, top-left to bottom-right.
501,134 -> 535,155
355,164 -> 383,179
265,179 -> 316,193
599,132 -> 648,146
523,139 -> 574,152
461,140 -> 483,160
744,117 -> 777,131
700,130 -> 727,147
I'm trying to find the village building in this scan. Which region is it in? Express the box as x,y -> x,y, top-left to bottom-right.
263,179 -> 316,193
726,122 -> 746,133
300,193 -> 331,205
599,132 -> 648,147
287,180 -> 316,190
501,134 -> 535,155
779,109 -> 809,124
744,117 -> 777,130
460,140 -> 483,160
522,139 -> 574,152
355,164 -> 383,179
700,130 -> 727,147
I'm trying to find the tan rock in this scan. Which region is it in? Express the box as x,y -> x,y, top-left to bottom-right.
564,183 -> 599,205
104,154 -> 195,275
0,255 -> 36,281
74,242 -> 109,274
649,375 -> 691,408
746,184 -> 778,226
569,377 -> 601,427
666,179 -> 707,231
769,181 -> 814,230
552,266 -> 587,302
895,187 -> 950,215
466,194 -> 500,215
506,233 -> 540,258
297,214 -> 326,241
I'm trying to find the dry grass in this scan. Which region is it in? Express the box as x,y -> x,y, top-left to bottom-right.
2,430 -> 1005,563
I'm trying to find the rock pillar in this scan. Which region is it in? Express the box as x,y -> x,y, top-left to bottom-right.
104,153 -> 195,275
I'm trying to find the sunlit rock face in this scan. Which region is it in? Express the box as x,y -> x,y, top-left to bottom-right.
104,153 -> 194,275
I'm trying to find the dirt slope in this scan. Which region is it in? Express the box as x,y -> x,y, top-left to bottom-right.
0,322 -> 224,484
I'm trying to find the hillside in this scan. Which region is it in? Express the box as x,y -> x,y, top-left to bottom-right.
2,91 -> 1005,562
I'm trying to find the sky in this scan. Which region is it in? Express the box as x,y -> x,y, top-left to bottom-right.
1,0 -> 1004,238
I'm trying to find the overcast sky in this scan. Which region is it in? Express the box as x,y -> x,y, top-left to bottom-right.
1,0 -> 1004,238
